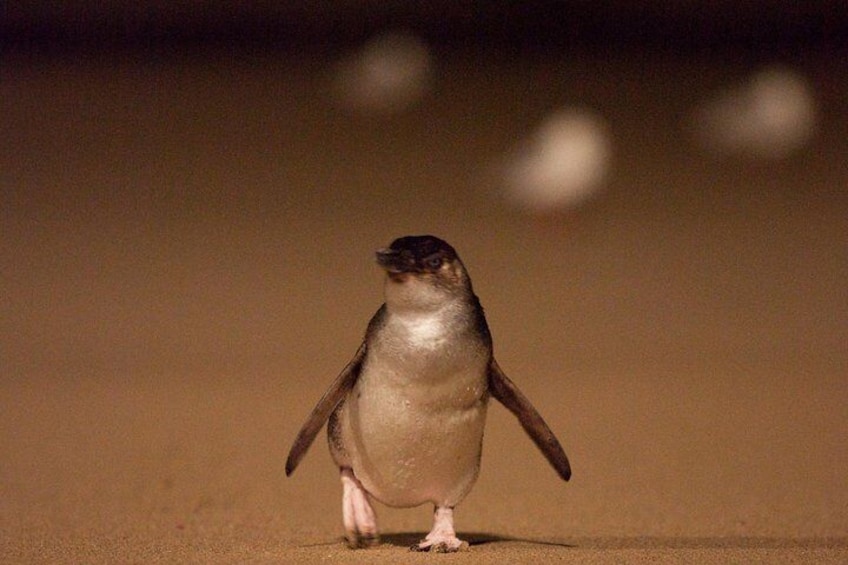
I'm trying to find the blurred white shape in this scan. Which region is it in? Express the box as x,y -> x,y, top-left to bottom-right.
502,109 -> 612,212
334,31 -> 432,114
693,66 -> 817,159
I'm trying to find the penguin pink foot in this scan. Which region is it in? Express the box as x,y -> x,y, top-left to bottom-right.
411,507 -> 469,553
340,468 -> 379,548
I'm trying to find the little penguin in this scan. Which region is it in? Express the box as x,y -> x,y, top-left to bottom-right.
286,235 -> 571,552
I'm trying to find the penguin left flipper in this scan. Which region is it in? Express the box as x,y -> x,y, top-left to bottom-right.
488,358 -> 572,481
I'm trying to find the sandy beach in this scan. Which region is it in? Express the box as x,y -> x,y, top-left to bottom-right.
2,32 -> 847,563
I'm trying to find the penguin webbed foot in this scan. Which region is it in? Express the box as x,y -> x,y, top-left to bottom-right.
410,537 -> 469,553
346,532 -> 380,549
409,506 -> 469,553
340,468 -> 380,549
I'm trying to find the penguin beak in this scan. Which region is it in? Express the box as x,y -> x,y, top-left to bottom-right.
376,248 -> 413,274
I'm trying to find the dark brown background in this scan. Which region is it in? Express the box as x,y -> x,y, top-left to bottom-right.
2,4 -> 846,562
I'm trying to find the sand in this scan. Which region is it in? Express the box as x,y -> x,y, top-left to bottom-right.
2,47 -> 847,563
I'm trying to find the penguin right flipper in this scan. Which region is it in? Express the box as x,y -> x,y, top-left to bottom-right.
285,341 -> 366,476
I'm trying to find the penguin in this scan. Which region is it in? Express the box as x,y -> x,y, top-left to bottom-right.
286,235 -> 570,552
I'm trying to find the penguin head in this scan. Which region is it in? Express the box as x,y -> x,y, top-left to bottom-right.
376,235 -> 473,309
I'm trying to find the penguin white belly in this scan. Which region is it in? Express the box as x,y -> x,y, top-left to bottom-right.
341,310 -> 490,508
344,367 -> 488,507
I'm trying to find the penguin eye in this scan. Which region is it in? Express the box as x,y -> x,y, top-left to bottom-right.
424,255 -> 443,270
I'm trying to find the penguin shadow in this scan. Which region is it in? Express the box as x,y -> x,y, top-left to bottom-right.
381,531 -> 575,549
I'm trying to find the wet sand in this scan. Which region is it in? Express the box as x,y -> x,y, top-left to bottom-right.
2,48 -> 846,562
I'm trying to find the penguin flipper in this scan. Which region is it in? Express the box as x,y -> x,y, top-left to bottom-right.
488,358 -> 571,481
285,342 -> 366,476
